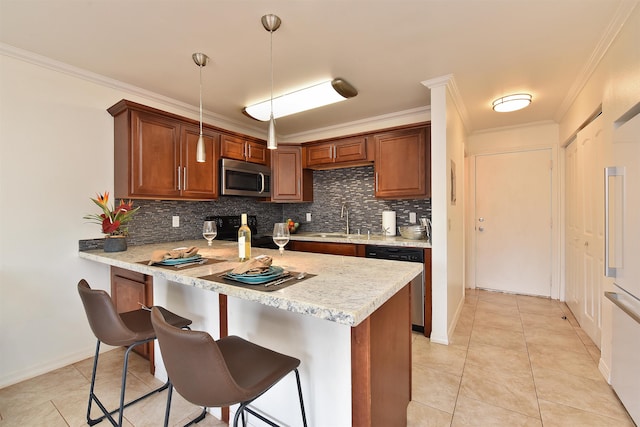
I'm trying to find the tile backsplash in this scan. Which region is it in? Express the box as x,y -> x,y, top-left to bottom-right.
282,165 -> 431,235
82,165 -> 430,249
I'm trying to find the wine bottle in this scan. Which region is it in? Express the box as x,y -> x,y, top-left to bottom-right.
238,213 -> 251,262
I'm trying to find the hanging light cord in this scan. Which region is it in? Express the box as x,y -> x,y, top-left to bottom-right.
199,63 -> 204,136
269,26 -> 274,120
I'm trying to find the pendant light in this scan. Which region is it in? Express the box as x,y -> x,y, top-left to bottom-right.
262,14 -> 281,150
192,52 -> 209,162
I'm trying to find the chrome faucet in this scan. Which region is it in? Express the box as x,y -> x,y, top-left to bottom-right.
340,202 -> 350,235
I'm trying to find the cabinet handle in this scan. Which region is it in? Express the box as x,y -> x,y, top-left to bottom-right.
332,145 -> 336,159
298,178 -> 301,195
375,172 -> 379,191
183,167 -> 187,190
247,144 -> 251,159
177,167 -> 181,190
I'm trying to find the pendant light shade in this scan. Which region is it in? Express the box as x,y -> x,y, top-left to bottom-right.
267,114 -> 277,149
192,52 -> 209,162
262,14 -> 281,150
492,93 -> 532,113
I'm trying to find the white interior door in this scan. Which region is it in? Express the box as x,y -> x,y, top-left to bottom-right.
475,149 -> 552,296
565,115 -> 604,346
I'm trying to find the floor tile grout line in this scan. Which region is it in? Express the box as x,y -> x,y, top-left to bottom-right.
518,295 -> 545,424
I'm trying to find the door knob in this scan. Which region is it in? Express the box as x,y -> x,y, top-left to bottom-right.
478,217 -> 485,222
478,226 -> 485,232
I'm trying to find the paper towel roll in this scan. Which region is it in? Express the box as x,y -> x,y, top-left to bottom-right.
382,211 -> 396,236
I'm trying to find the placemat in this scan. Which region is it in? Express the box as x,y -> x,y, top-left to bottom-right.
138,258 -> 223,270
200,270 -> 315,292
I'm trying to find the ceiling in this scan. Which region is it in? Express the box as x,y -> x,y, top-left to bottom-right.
1,0 -> 637,141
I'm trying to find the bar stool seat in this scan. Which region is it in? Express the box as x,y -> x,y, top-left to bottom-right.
77,279 -> 192,426
151,306 -> 308,427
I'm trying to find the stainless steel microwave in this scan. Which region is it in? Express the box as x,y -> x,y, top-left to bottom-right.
220,158 -> 271,197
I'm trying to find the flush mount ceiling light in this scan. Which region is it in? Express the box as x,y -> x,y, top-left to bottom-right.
192,52 -> 209,162
244,78 -> 358,122
492,93 -> 532,113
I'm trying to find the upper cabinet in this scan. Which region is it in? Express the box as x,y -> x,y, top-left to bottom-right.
304,136 -> 371,169
220,134 -> 269,165
269,145 -> 313,202
108,100 -> 219,200
373,126 -> 431,199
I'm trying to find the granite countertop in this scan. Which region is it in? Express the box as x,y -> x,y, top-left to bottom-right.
290,232 -> 432,248
79,240 -> 423,327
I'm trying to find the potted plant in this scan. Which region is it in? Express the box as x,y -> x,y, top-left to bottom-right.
84,191 -> 139,252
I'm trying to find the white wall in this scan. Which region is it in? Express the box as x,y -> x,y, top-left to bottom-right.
0,49 -> 231,387
422,75 -> 466,344
557,4 -> 640,380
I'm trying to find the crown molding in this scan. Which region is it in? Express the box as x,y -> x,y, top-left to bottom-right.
554,1 -> 639,122
422,74 -> 472,133
0,43 -> 264,136
282,105 -> 431,142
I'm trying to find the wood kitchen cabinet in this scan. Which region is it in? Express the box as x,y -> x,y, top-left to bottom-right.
288,241 -> 364,257
110,266 -> 154,371
220,134 -> 269,165
269,145 -> 313,202
304,136 -> 370,169
373,126 -> 431,199
108,100 -> 220,200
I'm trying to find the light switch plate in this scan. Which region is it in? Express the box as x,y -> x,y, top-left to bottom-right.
172,216 -> 180,227
306,213 -> 312,222
409,212 -> 416,223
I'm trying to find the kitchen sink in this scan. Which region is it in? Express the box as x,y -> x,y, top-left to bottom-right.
306,233 -> 352,238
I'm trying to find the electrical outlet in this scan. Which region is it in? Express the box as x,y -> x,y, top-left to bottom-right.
172,216 -> 180,227
306,213 -> 312,222
409,212 -> 416,223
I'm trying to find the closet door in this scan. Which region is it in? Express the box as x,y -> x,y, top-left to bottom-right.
565,115 -> 604,346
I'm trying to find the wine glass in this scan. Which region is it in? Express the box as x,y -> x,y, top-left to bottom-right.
203,221 -> 217,246
272,223 -> 290,255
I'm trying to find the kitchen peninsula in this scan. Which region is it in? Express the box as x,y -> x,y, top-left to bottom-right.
79,239 -> 423,426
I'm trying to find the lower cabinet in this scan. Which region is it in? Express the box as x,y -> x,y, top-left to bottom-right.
110,266 -> 154,371
287,241 -> 364,257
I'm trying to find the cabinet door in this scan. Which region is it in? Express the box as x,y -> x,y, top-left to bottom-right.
130,111 -> 181,198
334,137 -> 367,164
220,134 -> 247,161
271,146 -> 312,202
305,137 -> 367,167
288,241 -> 358,256
306,142 -> 334,166
246,140 -> 269,165
111,267 -> 153,362
181,124 -> 219,199
374,127 -> 429,199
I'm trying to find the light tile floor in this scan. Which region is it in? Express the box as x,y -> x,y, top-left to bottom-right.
408,288 -> 635,427
0,288 -> 634,426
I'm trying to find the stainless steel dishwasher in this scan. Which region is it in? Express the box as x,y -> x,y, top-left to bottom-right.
364,245 -> 425,333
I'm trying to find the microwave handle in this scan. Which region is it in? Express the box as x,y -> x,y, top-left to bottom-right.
259,172 -> 265,194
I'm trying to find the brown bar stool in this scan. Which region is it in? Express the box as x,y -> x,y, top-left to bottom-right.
151,306 -> 308,427
77,279 -> 192,426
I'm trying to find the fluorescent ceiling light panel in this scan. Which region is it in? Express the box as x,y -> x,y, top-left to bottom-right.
244,78 -> 357,121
